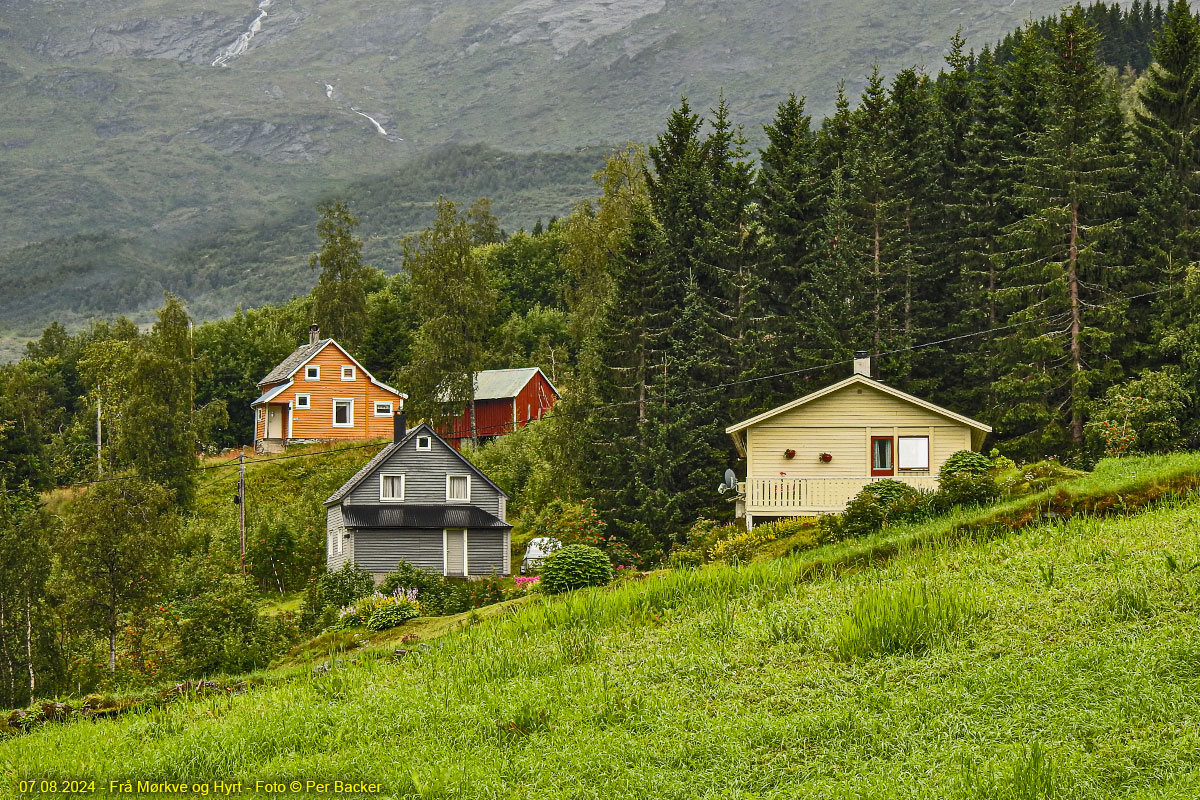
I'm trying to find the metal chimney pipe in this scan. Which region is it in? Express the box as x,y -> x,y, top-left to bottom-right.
853,350 -> 871,378
393,410 -> 406,442
309,324 -> 320,346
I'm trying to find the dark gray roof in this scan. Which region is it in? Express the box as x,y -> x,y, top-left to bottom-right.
323,422 -> 509,505
341,505 -> 511,530
259,339 -> 332,386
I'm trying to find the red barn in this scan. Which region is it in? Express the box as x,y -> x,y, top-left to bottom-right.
441,368 -> 559,449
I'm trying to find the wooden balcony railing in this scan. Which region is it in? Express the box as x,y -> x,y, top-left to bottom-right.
740,475 -> 941,513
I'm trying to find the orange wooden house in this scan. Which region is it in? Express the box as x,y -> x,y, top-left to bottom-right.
252,325 -> 407,453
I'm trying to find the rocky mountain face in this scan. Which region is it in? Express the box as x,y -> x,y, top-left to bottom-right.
0,0 -> 1065,342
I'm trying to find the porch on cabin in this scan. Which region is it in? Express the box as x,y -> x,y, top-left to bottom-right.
737,475 -> 942,523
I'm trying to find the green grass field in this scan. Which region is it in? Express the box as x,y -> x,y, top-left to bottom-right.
5,454 -> 1200,798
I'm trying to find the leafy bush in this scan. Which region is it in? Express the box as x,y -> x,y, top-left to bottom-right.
835,582 -> 976,660
838,480 -> 931,538
177,572 -> 300,676
1085,370 -> 1189,459
941,450 -> 993,478
380,561 -> 460,616
937,450 -> 999,508
539,544 -> 613,594
320,563 -> 375,610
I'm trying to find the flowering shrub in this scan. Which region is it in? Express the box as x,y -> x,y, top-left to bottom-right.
513,576 -> 540,591
708,527 -> 777,564
337,588 -> 420,631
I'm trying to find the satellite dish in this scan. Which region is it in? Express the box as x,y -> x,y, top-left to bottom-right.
724,469 -> 737,490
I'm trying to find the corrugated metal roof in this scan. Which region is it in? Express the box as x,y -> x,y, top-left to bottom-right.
259,339 -> 332,386
341,504 -> 511,530
250,379 -> 292,406
473,368 -> 541,400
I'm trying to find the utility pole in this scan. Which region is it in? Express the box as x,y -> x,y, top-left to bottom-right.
95,397 -> 102,476
238,450 -> 246,574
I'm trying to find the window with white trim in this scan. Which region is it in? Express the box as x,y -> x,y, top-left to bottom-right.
332,399 -> 354,427
898,436 -> 930,472
447,474 -> 470,502
380,473 -> 405,502
327,529 -> 333,556
295,394 -> 311,410
373,401 -> 393,417
305,365 -> 320,381
341,365 -> 356,381
416,436 -> 432,451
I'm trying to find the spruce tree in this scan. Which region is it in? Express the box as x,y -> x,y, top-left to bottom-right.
1132,0 -> 1200,365
992,8 -> 1130,458
848,67 -> 908,367
755,94 -> 823,402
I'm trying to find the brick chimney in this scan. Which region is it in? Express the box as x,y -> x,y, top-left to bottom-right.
853,350 -> 871,378
309,324 -> 320,346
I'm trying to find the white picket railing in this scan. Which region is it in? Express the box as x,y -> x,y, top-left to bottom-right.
741,475 -> 940,513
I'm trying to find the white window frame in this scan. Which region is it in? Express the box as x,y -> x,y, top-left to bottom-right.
446,473 -> 471,503
373,400 -> 393,417
341,365 -> 356,382
897,435 -> 931,473
305,365 -> 320,381
332,398 -> 354,428
415,435 -> 432,451
379,473 -> 405,502
295,393 -> 311,410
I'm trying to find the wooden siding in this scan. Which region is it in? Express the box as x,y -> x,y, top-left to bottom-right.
326,505 -> 350,571
332,527 -> 509,576
256,343 -> 401,443
352,529 -> 443,574
745,383 -> 976,482
342,432 -> 501,516
442,371 -> 558,449
467,530 -> 508,575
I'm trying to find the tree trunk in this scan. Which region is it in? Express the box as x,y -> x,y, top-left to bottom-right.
108,582 -> 118,676
873,213 -> 882,347
469,395 -> 478,448
0,591 -> 15,703
1068,199 -> 1084,446
25,594 -> 34,695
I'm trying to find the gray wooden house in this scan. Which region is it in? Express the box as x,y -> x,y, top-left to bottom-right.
324,413 -> 512,580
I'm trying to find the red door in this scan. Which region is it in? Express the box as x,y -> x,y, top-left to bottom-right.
871,436 -> 894,476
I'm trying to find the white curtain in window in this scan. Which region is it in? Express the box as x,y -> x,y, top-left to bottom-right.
898,436 -> 929,470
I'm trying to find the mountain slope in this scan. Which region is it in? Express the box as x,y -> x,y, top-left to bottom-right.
0,0 -> 1069,336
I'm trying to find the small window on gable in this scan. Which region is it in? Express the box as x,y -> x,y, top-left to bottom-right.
305,365 -> 320,381
341,365 -> 356,381
295,394 -> 311,410
415,436 -> 432,451
447,474 -> 470,502
374,401 -> 393,417
898,436 -> 930,472
380,474 -> 405,502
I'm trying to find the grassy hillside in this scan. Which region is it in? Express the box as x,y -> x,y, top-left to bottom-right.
7,454 -> 1200,797
0,0 -> 1071,339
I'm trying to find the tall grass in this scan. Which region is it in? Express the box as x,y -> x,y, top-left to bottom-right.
835,582 -> 977,660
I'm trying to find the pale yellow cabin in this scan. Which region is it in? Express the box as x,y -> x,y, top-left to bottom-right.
726,357 -> 991,524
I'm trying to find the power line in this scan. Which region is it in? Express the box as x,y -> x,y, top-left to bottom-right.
15,284 -> 1178,496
